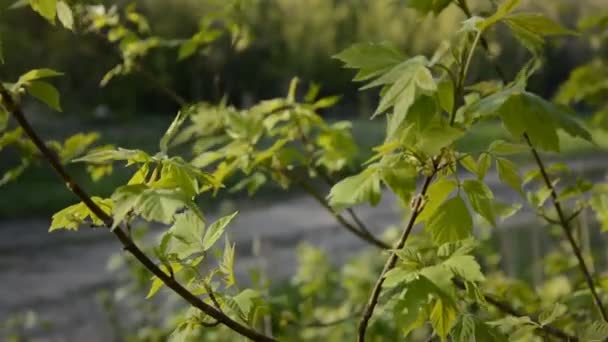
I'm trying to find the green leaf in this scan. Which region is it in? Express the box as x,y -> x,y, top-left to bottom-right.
168,210 -> 205,259
437,238 -> 479,258
430,299 -> 458,341
505,13 -> 577,36
333,42 -> 405,82
488,315 -> 537,329
478,0 -> 521,31
538,303 -> 567,326
498,93 -> 559,151
581,321 -> 608,341
29,0 -> 57,24
56,1 -> 73,30
49,197 -> 112,231
18,68 -> 63,83
417,178 -> 458,223
394,278 -> 433,337
27,81 -> 61,111
111,185 -> 200,228
477,153 -> 492,180
443,255 -> 485,282
454,315 -> 508,342
327,169 -> 381,211
146,263 -> 183,299
58,132 -> 100,163
146,277 -> 164,299
74,148 -> 151,165
160,110 -> 189,154
462,179 -> 496,226
381,162 -> 417,204
427,196 -> 473,245
178,40 -> 198,60
437,79 -> 454,114
220,236 -> 236,287
372,59 -> 437,117
202,211 -> 237,251
497,158 -> 522,194
488,140 -> 528,155
459,155 -> 478,176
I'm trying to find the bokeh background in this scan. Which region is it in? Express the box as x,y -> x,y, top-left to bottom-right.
1,0 -> 608,340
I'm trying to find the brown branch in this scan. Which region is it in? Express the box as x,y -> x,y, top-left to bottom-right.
453,279 -> 577,341
357,174 -> 436,342
92,31 -> 187,107
296,179 -> 390,250
0,86 -> 275,342
525,134 -> 608,322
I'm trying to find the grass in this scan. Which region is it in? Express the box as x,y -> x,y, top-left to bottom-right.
1,116 -> 606,218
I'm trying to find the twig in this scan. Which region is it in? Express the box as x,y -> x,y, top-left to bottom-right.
296,179 -> 390,250
0,86 -> 275,342
453,279 -> 577,341
525,134 -> 608,322
357,174 -> 436,342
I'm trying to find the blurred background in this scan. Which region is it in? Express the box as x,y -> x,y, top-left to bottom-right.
1,0 -> 608,340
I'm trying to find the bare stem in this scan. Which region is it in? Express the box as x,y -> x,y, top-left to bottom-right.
0,86 -> 275,342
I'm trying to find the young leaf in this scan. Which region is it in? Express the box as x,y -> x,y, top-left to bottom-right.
505,13 -> 578,36
56,1 -> 73,30
394,278 -> 433,336
333,42 -> 404,82
497,158 -> 523,194
417,178 -> 458,223
327,169 -> 381,211
27,81 -> 61,111
426,195 -> 473,245
459,155 -> 478,176
430,299 -> 458,341
478,0 -> 521,31
220,236 -> 236,287
437,79 -> 454,114
371,59 -> 436,117
18,69 -> 63,84
477,153 -> 492,180
538,303 -> 567,326
168,210 -> 206,259
488,140 -> 528,155
29,0 -> 57,24
580,321 -> 608,341
381,162 -> 417,204
111,185 -> 199,227
202,211 -> 238,251
462,179 -> 496,226
73,148 -> 151,165
443,255 -> 485,282
160,110 -> 189,154
49,197 -> 112,231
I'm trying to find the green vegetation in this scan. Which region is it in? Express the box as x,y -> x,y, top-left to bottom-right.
3,0 -> 608,341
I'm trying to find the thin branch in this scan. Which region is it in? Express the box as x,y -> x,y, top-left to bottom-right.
134,64 -> 187,107
453,279 -> 577,341
296,179 -> 390,250
525,133 -> 608,322
92,31 -> 187,107
0,86 -> 275,342
357,174 -> 436,342
313,165 -> 379,240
